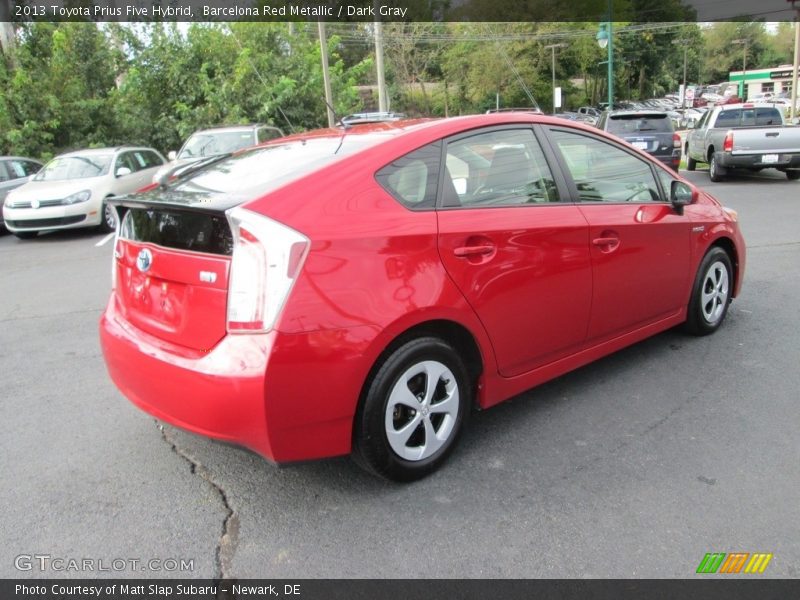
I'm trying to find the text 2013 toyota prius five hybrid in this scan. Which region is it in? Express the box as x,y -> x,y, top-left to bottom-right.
100,114 -> 746,481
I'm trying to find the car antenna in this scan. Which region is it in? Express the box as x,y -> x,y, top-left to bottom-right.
323,97 -> 348,130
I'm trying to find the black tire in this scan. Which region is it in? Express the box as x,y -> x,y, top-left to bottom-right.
708,153 -> 726,182
12,230 -> 38,240
786,170 -> 800,181
686,155 -> 697,171
99,197 -> 117,233
353,337 -> 471,482
684,247 -> 733,336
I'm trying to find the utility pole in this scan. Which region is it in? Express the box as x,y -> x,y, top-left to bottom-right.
318,22 -> 335,128
544,43 -> 567,114
672,38 -> 689,109
374,20 -> 388,112
791,0 -> 799,121
732,38 -> 749,100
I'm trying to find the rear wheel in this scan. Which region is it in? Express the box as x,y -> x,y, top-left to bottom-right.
786,170 -> 800,181
12,230 -> 38,240
353,337 -> 471,482
708,153 -> 726,182
684,247 -> 733,336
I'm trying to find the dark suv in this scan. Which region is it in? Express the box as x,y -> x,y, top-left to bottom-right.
597,111 -> 681,170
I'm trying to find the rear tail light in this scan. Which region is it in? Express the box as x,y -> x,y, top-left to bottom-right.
673,133 -> 681,149
723,131 -> 734,152
226,207 -> 309,334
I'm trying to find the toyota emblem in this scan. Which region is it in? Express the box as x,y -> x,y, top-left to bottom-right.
136,248 -> 153,272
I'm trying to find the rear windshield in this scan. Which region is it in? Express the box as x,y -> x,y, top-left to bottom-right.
172,137 -> 377,197
120,208 -> 233,256
178,131 -> 256,159
607,114 -> 672,134
713,107 -> 783,128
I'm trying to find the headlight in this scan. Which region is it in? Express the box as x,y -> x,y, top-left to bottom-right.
63,190 -> 92,205
3,194 -> 14,208
723,207 -> 738,222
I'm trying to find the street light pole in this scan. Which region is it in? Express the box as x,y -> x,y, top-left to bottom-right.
790,0 -> 799,121
596,1 -> 614,110
732,38 -> 749,100
544,43 -> 567,114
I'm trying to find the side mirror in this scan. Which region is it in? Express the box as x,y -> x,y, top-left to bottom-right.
670,180 -> 696,214
115,166 -> 132,177
167,151 -> 177,161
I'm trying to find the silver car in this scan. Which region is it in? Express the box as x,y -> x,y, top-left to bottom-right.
3,146 -> 165,239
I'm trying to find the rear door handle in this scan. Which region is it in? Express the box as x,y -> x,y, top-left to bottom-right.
454,245 -> 495,257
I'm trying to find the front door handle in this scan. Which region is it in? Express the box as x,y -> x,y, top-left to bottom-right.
454,244 -> 495,258
592,235 -> 621,253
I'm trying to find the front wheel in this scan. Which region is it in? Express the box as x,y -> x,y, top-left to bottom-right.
686,155 -> 697,171
353,337 -> 471,482
99,198 -> 117,233
684,247 -> 733,336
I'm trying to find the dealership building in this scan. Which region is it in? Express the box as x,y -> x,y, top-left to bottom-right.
728,64 -> 799,99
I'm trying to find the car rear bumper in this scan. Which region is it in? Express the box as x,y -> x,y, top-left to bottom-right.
99,296 -> 356,463
718,152 -> 800,170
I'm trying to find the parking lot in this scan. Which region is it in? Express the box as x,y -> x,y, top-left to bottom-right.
1,169 -> 798,579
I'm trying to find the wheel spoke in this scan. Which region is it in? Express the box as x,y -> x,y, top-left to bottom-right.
388,382 -> 420,411
420,417 -> 446,459
429,389 -> 459,416
386,412 -> 422,450
422,361 -> 449,406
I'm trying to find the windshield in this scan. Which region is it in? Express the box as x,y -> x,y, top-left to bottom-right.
177,131 -> 256,159
35,155 -> 112,181
607,114 -> 671,134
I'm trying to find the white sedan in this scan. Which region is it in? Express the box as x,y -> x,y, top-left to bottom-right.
2,146 -> 165,239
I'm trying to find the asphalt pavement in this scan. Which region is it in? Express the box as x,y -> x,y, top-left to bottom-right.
1,167 -> 798,579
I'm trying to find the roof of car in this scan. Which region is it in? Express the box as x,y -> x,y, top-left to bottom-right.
56,147 -> 156,157
192,124 -> 276,133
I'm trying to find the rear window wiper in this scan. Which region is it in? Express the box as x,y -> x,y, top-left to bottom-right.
155,153 -> 233,189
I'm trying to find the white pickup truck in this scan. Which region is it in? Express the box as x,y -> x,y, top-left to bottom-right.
685,103 -> 800,182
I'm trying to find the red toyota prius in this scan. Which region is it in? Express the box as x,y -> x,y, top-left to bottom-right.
100,114 -> 745,481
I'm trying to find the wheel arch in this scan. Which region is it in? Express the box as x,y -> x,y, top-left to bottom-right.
708,236 -> 740,298
707,145 -> 716,162
356,319 -> 485,418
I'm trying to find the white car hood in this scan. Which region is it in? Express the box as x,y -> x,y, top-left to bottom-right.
9,177 -> 104,202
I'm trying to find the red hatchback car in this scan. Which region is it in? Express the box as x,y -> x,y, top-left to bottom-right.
100,114 -> 745,481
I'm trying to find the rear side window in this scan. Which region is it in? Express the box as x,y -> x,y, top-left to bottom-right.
375,141 -> 441,209
607,114 -> 672,134
120,208 -> 233,256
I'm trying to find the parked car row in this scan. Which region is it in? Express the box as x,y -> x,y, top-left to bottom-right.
1,123 -> 285,240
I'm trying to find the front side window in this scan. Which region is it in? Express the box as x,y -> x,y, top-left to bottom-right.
10,160 -> 40,178
443,128 -> 559,208
550,129 -> 661,203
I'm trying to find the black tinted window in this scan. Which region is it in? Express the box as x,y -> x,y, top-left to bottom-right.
120,208 -> 233,256
607,115 -> 672,134
755,108 -> 782,126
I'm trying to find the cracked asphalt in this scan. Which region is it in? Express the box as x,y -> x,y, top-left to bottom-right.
1,169 -> 798,579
